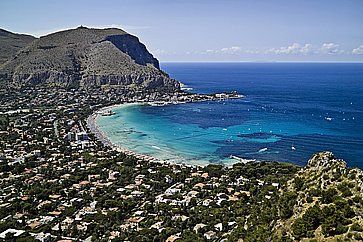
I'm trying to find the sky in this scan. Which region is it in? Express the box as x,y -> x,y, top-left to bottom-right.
1,0 -> 363,62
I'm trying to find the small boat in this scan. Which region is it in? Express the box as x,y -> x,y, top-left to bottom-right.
291,146 -> 296,150
258,148 -> 268,153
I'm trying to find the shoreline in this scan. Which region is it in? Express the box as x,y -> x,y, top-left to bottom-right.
86,100 -> 257,168
86,91 -> 248,167
86,101 -> 226,167
87,102 -> 164,164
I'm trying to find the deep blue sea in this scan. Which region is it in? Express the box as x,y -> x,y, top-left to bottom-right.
97,63 -> 363,167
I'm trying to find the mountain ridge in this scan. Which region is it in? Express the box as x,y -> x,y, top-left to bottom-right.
0,26 -> 179,91
0,28 -> 36,66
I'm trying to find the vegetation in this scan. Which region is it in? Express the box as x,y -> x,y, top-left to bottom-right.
274,152 -> 363,241
0,83 -> 362,241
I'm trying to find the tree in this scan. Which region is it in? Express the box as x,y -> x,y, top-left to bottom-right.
294,177 -> 304,191
292,205 -> 322,239
278,191 -> 297,219
321,188 -> 337,204
292,217 -> 307,239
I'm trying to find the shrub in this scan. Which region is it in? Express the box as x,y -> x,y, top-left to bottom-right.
278,191 -> 298,219
337,183 -> 353,197
292,205 -> 322,239
351,223 -> 363,232
321,188 -> 337,204
294,177 -> 304,191
292,217 -> 307,239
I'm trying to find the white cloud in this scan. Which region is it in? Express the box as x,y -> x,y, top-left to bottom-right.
201,46 -> 243,55
205,49 -> 216,54
319,43 -> 340,54
152,49 -> 167,55
165,42 -> 354,59
244,49 -> 260,54
352,45 -> 363,55
300,44 -> 313,54
151,49 -> 177,56
267,43 -> 313,55
220,46 -> 243,54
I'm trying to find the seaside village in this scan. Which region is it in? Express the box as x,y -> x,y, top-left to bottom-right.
0,86 -> 297,241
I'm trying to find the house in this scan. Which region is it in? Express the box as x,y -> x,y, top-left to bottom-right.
202,199 -> 213,206
150,221 -> 164,232
194,223 -> 206,233
272,182 -> 280,188
0,229 -> 25,239
193,183 -> 205,189
166,234 -> 181,242
214,222 -> 223,231
165,187 -> 181,196
30,232 -> 51,242
201,172 -> 209,179
204,231 -> 217,240
128,216 -> 145,224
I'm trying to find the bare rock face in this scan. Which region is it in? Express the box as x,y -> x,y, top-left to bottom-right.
0,26 -> 180,91
306,151 -> 347,174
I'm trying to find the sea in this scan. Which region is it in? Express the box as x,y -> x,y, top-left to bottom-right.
96,62 -> 363,168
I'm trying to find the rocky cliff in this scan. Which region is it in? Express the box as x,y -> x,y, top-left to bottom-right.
0,26 -> 179,91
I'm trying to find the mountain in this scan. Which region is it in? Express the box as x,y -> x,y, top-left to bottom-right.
0,26 -> 179,91
0,28 -> 36,66
273,152 -> 363,241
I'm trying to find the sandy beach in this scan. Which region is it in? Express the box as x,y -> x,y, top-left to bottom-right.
86,102 -> 162,163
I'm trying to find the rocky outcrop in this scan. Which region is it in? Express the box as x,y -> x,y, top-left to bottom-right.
104,34 -> 160,69
273,152 -> 363,241
0,26 -> 180,91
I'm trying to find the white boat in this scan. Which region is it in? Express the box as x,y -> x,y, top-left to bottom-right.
258,148 -> 268,153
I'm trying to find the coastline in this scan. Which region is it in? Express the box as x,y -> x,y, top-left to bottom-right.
86,102 -> 164,164
86,102 -> 213,167
86,99 -> 255,167
85,91 -> 246,166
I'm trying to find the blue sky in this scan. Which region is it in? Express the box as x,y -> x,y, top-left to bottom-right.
1,0 -> 363,62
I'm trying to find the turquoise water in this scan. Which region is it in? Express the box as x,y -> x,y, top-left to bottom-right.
97,63 -> 363,167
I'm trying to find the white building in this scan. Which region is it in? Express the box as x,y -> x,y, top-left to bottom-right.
0,229 -> 25,239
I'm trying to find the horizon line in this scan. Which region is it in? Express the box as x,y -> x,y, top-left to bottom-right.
160,60 -> 363,64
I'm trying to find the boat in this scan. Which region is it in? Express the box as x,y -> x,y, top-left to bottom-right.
258,148 -> 268,153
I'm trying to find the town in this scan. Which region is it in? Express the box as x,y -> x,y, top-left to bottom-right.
0,86 -> 297,241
